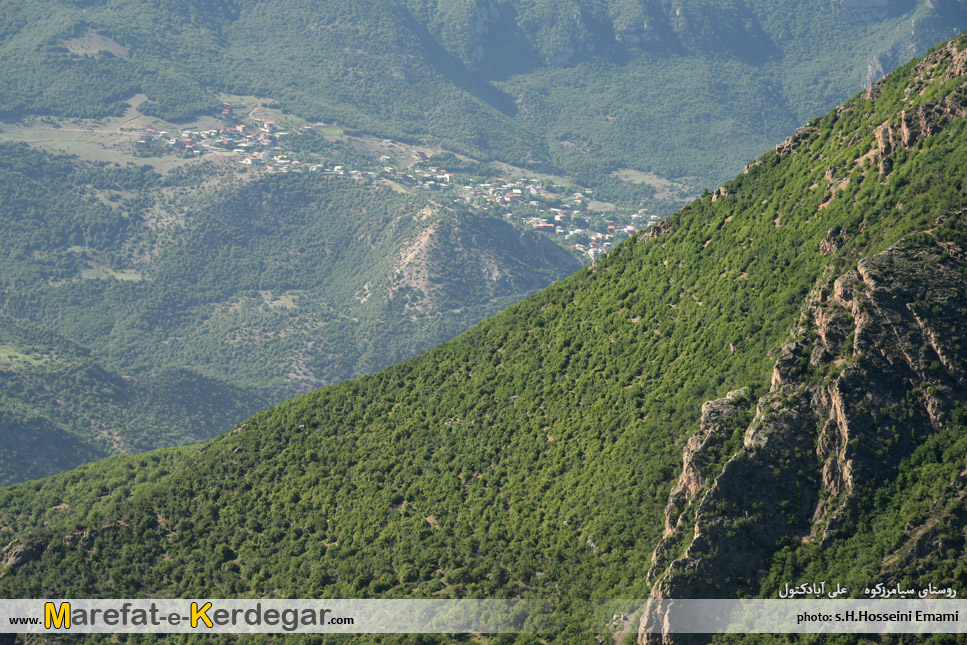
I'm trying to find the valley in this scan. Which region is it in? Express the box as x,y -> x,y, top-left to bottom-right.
1,5 -> 967,640
0,105 -> 585,484
2,31 -> 967,640
1,94 -> 693,263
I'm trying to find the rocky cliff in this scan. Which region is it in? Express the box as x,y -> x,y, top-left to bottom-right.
640,221 -> 967,643
870,37 -> 967,173
436,0 -> 967,72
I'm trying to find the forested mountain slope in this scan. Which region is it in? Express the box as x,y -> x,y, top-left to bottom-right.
2,31 -> 967,642
3,0 -> 967,187
0,144 -> 578,388
2,0 -> 965,486
644,229 -> 967,642
0,316 -> 260,487
0,142 -> 579,485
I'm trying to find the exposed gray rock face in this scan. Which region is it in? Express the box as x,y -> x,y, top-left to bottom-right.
0,538 -> 45,571
614,20 -> 664,48
466,0 -> 504,66
866,54 -> 887,87
542,8 -> 615,67
640,225 -> 967,644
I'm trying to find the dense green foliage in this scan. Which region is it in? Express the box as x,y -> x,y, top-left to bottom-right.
0,316 -> 260,487
4,34 -> 967,641
2,0 -> 966,187
4,0 -> 965,485
0,141 -> 578,484
0,142 -> 575,383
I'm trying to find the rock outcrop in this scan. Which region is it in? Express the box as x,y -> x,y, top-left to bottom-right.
640,224 -> 967,644
775,124 -> 819,156
615,19 -> 666,49
542,7 -> 616,67
866,39 -> 967,174
636,217 -> 673,243
667,390 -> 750,516
0,540 -> 44,571
1,522 -> 128,579
465,0 -> 505,67
818,227 -> 849,256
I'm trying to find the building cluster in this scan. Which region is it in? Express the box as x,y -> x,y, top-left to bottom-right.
136,118 -> 293,162
454,177 -> 661,259
135,116 -> 664,261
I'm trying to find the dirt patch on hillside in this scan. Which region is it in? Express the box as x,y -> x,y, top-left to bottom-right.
62,30 -> 129,59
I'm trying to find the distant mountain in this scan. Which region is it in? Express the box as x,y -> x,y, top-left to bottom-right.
2,0 -> 966,188
0,315 -> 259,487
0,140 -> 579,484
2,0 -> 966,484
2,31 -> 966,639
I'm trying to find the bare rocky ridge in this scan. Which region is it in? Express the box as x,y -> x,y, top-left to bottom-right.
777,38 -> 967,173
659,389 -> 750,541
640,224 -> 967,644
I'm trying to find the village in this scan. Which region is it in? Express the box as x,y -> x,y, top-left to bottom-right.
133,108 -> 665,262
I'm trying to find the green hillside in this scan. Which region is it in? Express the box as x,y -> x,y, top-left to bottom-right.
0,316 -> 261,487
2,0 -> 966,188
2,0 -> 966,485
0,144 -> 575,387
0,139 -> 579,484
3,31 -> 967,642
